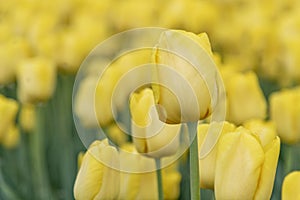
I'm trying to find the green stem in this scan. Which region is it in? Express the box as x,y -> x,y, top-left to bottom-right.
283,144 -> 293,176
155,158 -> 164,200
188,122 -> 200,200
29,105 -> 52,200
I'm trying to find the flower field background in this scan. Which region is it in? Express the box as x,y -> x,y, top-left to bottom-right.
0,0 -> 300,199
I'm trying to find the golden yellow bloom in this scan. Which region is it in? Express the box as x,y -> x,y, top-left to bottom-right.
270,87 -> 300,144
282,171 -> 300,200
0,38 -> 31,84
119,143 -> 181,200
0,95 -> 19,140
130,88 -> 181,158
197,121 -> 236,189
1,124 -> 20,149
223,71 -> 267,125
19,104 -> 36,132
214,127 -> 280,200
74,76 -> 99,128
73,139 -> 120,200
17,57 -> 56,104
153,30 -> 218,123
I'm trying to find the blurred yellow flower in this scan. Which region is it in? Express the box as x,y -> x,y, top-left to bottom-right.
17,57 -> 56,104
214,127 -> 280,200
270,87 -> 300,144
223,71 -> 267,125
106,123 -> 128,146
153,30 -> 217,123
130,88 -> 181,158
19,104 -> 36,132
0,95 -> 18,140
73,139 -> 120,200
1,124 -> 20,149
0,38 -> 31,85
282,171 -> 300,200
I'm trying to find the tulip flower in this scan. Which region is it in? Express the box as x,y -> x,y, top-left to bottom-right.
19,104 -> 36,132
1,125 -> 20,149
119,143 -> 181,200
222,71 -> 267,125
214,127 -> 280,200
17,57 -> 56,104
0,95 -> 18,140
197,121 -> 236,189
153,30 -> 219,123
282,171 -> 300,200
270,87 -> 300,144
73,139 -> 120,200
130,88 -> 181,158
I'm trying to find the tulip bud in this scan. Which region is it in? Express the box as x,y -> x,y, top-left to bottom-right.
19,104 -> 36,132
223,71 -> 267,125
197,121 -> 236,189
17,57 -> 56,104
119,143 -> 181,200
1,124 -> 20,149
270,87 -> 300,144
73,139 -> 120,200
282,171 -> 300,200
214,127 -> 280,200
130,88 -> 181,158
0,95 -> 18,140
153,30 -> 218,123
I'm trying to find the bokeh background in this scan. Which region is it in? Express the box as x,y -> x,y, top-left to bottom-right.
0,0 -> 300,199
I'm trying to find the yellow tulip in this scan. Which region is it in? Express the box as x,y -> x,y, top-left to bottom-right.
130,88 -> 181,158
153,30 -> 218,123
17,57 -> 56,104
0,95 -> 18,140
214,127 -> 280,200
270,87 -> 300,144
282,171 -> 300,200
223,71 -> 267,125
1,124 -> 20,149
197,121 -> 236,189
73,139 -> 120,200
74,76 -> 99,128
0,38 -> 31,85
119,143 -> 181,200
19,104 -> 36,132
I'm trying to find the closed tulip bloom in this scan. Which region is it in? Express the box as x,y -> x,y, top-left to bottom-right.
197,121 -> 236,189
270,87 -> 300,144
153,30 -> 219,123
74,76 -> 99,128
215,127 -> 280,200
73,139 -> 120,200
223,71 -> 267,125
119,143 -> 181,200
1,124 -> 20,149
19,104 -> 36,132
0,95 -> 19,140
282,171 -> 300,200
17,57 -> 56,104
130,88 -> 181,158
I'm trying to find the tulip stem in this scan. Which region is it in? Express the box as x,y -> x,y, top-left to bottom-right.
155,158 -> 164,200
188,122 -> 200,200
